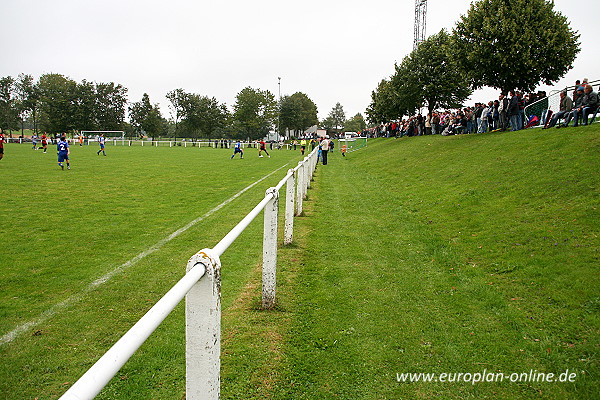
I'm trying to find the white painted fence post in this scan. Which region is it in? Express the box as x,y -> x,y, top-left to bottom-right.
284,170 -> 295,245
296,161 -> 304,216
303,157 -> 309,199
306,156 -> 312,189
186,249 -> 221,400
262,188 -> 279,309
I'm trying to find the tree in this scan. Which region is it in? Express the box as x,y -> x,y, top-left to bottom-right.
166,88 -> 187,137
38,73 -> 78,134
366,78 -> 408,124
452,0 -> 580,94
279,95 -> 300,135
14,74 -> 40,134
344,113 -> 366,132
367,30 -> 472,123
95,82 -> 127,131
279,92 -> 318,137
180,93 -> 229,138
393,29 -> 472,115
73,79 -> 97,131
232,87 -> 277,140
129,93 -> 163,139
0,76 -> 19,133
323,102 -> 346,131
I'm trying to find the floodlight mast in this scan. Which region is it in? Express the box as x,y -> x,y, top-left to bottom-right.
413,0 -> 427,51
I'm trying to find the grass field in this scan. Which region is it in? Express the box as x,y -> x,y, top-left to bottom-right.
1,126 -> 598,399
0,143 -> 302,399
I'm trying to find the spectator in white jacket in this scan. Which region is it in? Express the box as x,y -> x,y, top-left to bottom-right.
479,102 -> 491,133
320,137 -> 331,165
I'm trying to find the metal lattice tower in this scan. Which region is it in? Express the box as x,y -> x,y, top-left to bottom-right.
413,0 -> 427,50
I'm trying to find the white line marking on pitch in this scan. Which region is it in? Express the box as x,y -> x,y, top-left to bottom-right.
1,163 -> 289,345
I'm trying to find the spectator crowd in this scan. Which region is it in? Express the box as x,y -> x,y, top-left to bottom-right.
362,79 -> 598,138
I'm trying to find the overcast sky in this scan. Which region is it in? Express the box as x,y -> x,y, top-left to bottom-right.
1,0 -> 598,121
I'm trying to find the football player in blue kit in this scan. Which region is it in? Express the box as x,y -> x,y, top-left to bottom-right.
57,136 -> 70,170
231,140 -> 244,159
97,133 -> 106,156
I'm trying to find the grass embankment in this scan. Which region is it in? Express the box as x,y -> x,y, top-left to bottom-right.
221,126 -> 598,399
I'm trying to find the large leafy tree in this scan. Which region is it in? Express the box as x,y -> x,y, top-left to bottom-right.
279,95 -> 300,135
180,93 -> 229,138
367,30 -> 472,123
366,78 -> 408,124
129,93 -> 163,139
95,82 -> 128,131
452,0 -> 580,94
73,79 -> 97,131
394,29 -> 472,115
232,87 -> 277,140
38,73 -> 78,134
279,92 -> 318,136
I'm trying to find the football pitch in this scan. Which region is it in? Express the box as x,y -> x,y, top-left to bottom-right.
0,143 -> 303,398
1,129 -> 598,400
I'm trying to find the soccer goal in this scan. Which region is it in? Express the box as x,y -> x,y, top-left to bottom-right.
338,136 -> 368,154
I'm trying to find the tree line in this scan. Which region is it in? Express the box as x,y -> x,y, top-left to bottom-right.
1,71 -> 369,139
0,73 -> 128,136
366,0 -> 580,124
0,74 -> 327,140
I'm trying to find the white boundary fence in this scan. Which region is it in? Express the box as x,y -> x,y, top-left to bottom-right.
59,146 -> 319,400
4,137 -> 294,150
94,139 -> 293,150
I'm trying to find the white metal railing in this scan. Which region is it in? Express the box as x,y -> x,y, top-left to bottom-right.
59,146 -> 319,400
103,139 -> 294,150
95,139 -> 294,149
522,79 -> 600,128
4,137 -> 295,150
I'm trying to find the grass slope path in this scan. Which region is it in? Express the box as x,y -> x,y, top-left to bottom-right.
229,128 -> 597,399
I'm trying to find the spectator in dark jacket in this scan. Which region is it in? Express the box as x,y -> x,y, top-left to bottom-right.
581,85 -> 599,126
562,88 -> 585,127
508,91 -> 521,131
545,91 -> 573,129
